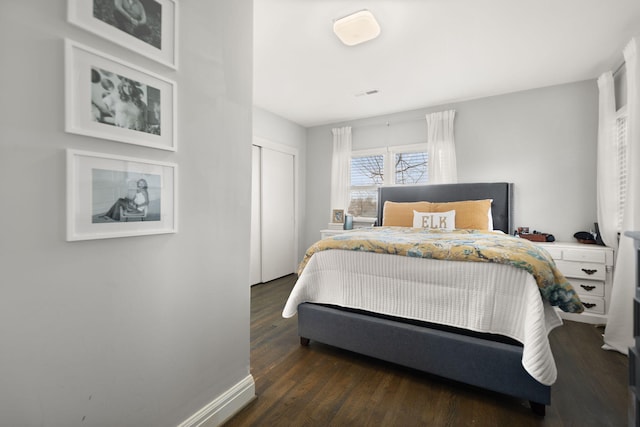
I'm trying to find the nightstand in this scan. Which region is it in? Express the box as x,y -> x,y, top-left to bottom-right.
536,241 -> 615,324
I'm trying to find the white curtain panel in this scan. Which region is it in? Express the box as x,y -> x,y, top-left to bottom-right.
426,110 -> 457,184
330,126 -> 352,215
603,38 -> 640,355
596,72 -> 619,249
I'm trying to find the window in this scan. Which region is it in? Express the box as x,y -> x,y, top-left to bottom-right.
348,144 -> 428,218
615,108 -> 628,231
395,151 -> 428,185
349,153 -> 383,218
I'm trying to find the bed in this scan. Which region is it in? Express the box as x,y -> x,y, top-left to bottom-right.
283,182 -> 583,416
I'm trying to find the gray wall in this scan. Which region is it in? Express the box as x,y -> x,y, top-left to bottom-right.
254,107 -> 307,152
0,1 -> 253,426
305,80 -> 598,250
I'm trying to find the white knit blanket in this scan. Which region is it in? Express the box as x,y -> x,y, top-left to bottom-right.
283,250 -> 563,385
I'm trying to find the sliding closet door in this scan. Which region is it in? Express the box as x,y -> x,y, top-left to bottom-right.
260,146 -> 296,282
250,142 -> 297,285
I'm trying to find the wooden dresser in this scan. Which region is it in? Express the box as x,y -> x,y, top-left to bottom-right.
536,241 -> 615,324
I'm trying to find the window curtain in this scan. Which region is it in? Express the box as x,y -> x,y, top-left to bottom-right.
596,72 -> 619,249
603,38 -> 640,355
426,110 -> 457,184
330,126 -> 352,215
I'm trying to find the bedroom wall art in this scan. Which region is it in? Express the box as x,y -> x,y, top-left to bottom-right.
332,209 -> 345,224
66,149 -> 178,241
65,39 -> 177,151
68,0 -> 178,69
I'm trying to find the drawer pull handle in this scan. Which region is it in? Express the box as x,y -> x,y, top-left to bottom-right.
580,285 -> 596,291
583,302 -> 597,309
581,268 -> 598,275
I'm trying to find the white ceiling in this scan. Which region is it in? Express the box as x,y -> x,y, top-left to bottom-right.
253,0 -> 640,128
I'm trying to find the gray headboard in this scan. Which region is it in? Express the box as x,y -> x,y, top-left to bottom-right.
377,182 -> 514,234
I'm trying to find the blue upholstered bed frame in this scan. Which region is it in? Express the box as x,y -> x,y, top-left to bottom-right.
297,182 -> 550,416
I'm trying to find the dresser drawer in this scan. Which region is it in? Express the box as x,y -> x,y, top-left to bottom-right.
556,260 -> 606,281
544,246 -> 563,260
571,279 -> 605,297
580,295 -> 605,315
563,248 -> 606,264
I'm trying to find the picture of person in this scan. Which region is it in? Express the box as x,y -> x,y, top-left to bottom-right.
114,0 -> 148,36
100,178 -> 149,221
91,68 -> 116,124
332,209 -> 345,223
92,169 -> 162,223
90,67 -> 161,135
93,0 -> 162,49
113,77 -> 147,130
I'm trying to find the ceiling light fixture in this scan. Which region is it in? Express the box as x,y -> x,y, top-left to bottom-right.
333,9 -> 381,46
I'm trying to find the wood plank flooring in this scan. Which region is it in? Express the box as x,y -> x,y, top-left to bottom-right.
223,274 -> 629,427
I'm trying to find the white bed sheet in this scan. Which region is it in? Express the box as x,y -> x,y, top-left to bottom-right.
283,250 -> 563,385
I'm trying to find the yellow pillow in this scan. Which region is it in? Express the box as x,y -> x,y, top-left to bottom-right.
382,201 -> 432,226
382,199 -> 492,230
426,199 -> 492,230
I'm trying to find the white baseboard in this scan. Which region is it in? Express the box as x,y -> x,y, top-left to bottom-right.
178,374 -> 256,427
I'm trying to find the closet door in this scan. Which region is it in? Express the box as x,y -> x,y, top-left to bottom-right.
260,147 -> 296,282
250,144 -> 296,285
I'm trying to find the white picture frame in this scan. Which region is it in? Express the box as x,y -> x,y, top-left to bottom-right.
68,0 -> 178,70
65,39 -> 177,151
67,149 -> 178,241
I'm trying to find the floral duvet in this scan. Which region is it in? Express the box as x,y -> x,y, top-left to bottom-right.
298,227 -> 583,313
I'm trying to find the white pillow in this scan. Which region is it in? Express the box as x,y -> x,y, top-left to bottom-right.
413,210 -> 456,231
487,207 -> 494,231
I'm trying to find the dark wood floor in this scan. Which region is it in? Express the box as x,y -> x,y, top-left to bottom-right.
224,274 -> 629,427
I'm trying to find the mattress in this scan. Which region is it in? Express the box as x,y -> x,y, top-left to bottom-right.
283,249 -> 563,385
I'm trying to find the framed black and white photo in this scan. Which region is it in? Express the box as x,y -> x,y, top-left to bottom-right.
68,0 -> 178,69
65,39 -> 176,151
67,149 -> 177,241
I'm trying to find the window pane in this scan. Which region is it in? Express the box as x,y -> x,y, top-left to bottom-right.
348,189 -> 378,218
351,155 -> 384,186
395,152 -> 427,184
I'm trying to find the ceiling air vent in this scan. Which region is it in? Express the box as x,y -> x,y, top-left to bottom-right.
355,89 -> 379,97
